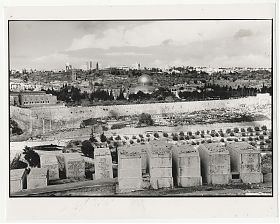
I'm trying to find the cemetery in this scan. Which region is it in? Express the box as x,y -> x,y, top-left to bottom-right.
9,125 -> 272,196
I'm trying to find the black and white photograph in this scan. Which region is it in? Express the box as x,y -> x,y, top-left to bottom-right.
9,18 -> 274,197
2,1 -> 278,222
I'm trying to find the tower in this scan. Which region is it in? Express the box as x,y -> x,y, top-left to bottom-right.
96,62 -> 99,71
90,61 -> 93,70
138,63 -> 141,70
71,69 -> 77,82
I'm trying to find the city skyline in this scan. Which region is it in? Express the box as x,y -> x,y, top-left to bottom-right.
10,20 -> 272,70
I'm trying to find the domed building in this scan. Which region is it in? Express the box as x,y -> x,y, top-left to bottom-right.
128,74 -> 156,95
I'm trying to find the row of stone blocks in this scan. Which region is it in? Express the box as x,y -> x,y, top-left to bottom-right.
10,153 -> 85,193
117,141 -> 263,192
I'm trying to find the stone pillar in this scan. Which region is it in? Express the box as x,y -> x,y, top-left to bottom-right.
63,153 -> 85,178
147,141 -> 173,189
94,148 -> 113,180
117,146 -> 142,192
226,142 -> 263,183
10,169 -> 27,193
198,143 -> 231,185
27,168 -> 48,190
40,155 -> 59,180
172,144 -> 202,187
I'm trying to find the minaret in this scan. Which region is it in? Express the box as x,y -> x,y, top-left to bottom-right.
96,62 -> 99,71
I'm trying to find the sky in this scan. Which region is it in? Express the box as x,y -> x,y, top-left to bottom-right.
9,20 -> 272,70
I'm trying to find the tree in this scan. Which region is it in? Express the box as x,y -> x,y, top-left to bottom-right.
10,153 -> 28,170
138,113 -> 154,126
154,132 -> 159,138
100,133 -> 107,142
81,140 -> 94,158
23,146 -> 40,168
163,132 -> 168,137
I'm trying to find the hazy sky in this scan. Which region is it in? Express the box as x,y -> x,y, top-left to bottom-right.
10,20 -> 272,70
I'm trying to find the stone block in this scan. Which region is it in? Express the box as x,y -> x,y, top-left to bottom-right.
118,169 -> 142,179
150,177 -> 173,189
27,168 -> 48,190
263,173 -> 272,183
177,176 -> 202,187
198,143 -> 230,185
10,169 -> 27,193
226,142 -> 263,183
63,153 -> 85,178
149,167 -> 172,178
118,178 -> 142,190
40,155 -> 59,180
94,148 -> 113,180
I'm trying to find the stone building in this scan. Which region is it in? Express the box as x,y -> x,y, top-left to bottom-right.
127,74 -> 156,95
10,91 -> 57,107
226,142 -> 263,183
198,143 -> 231,185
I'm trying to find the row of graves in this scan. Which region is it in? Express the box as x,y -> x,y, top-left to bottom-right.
11,140 -> 268,194
116,141 -> 265,192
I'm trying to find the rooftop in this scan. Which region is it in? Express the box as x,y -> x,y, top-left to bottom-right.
200,143 -> 228,153
226,142 -> 257,151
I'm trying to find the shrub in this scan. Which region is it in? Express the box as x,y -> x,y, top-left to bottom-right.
23,146 -> 40,167
179,136 -> 184,140
139,134 -> 144,138
265,139 -> 271,144
111,123 -> 126,130
185,136 -> 190,140
206,130 -> 210,134
108,136 -> 113,141
115,135 -> 121,140
191,136 -> 195,139
137,139 -> 140,143
220,138 -> 225,142
226,129 -> 232,134
247,127 -> 253,132
200,134 -> 205,138
250,132 -> 254,136
261,125 -> 267,131
241,128 -> 245,132
179,131 -> 184,136
100,133 -> 107,142
234,127 -> 239,133
259,135 -> 264,140
122,141 -> 127,145
187,131 -> 192,136
248,137 -> 253,141
211,133 -> 215,137
146,134 -> 150,137
255,137 -> 259,141
173,136 -> 178,141
227,138 -> 232,141
107,140 -> 111,144
10,154 -> 28,170
241,132 -> 246,137
163,132 -> 168,138
255,131 -> 260,136
201,140 -> 205,143
254,126 -> 260,131
220,133 -> 224,137
230,132 -> 235,137
263,131 -> 267,135
242,138 -> 245,141
260,141 -> 265,145
215,133 -> 219,137
206,139 -> 212,143
191,142 -> 196,145
195,131 -> 200,135
130,140 -> 134,144
138,113 -> 154,126
81,140 -> 94,158
201,130 -> 205,134
234,138 -> 238,142
124,136 -> 129,140
132,135 -> 137,139
154,132 -> 159,138
250,142 -> 256,146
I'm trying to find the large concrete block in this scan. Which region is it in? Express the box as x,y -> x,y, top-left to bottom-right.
94,148 -> 113,180
150,177 -> 173,189
10,169 -> 27,193
63,153 -> 85,178
198,143 -> 230,185
149,167 -> 172,178
27,168 -> 48,190
177,176 -> 202,187
118,146 -> 142,192
226,142 -> 263,183
172,144 -> 202,187
40,155 -> 59,180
